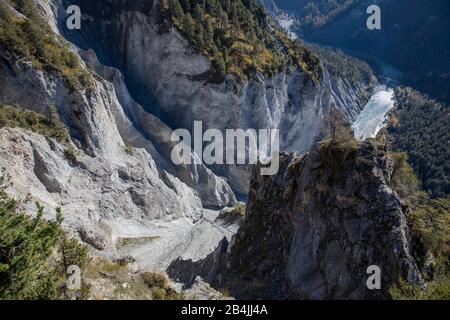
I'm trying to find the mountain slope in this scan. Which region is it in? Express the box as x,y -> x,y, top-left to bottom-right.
388,87 -> 450,198
268,0 -> 450,104
0,0 -> 447,301
166,0 -> 321,82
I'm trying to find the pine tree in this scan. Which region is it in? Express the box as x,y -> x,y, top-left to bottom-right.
224,47 -> 229,65
195,24 -> 205,48
222,0 -> 231,14
220,10 -> 229,30
169,0 -> 184,20
206,0 -> 220,16
231,3 -> 239,30
179,0 -> 191,12
182,13 -> 196,41
0,175 -> 63,299
194,3 -> 204,24
213,53 -> 226,80
205,19 -> 214,47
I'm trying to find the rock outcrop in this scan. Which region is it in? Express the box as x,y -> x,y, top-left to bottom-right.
169,139 -> 423,299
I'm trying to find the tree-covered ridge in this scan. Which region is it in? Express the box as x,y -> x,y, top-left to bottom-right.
299,0 -> 357,29
163,0 -> 321,82
0,0 -> 92,91
279,0 -> 450,105
388,87 -> 450,198
387,151 -> 449,299
274,0 -> 357,31
308,44 -> 374,84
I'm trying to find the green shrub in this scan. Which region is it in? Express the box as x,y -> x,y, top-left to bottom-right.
141,271 -> 184,300
389,152 -> 420,199
64,148 -> 77,163
152,286 -> 184,300
61,238 -> 89,270
0,104 -> 70,144
124,143 -> 134,156
218,203 -> 246,225
0,175 -> 64,299
389,277 -> 450,300
142,272 -> 169,289
0,174 -> 95,299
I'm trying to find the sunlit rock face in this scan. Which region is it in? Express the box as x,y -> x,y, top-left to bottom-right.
0,0 -> 374,272
0,0 -> 237,265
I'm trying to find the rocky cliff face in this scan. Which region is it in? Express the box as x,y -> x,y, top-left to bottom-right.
56,0 -> 374,194
169,139 -> 423,299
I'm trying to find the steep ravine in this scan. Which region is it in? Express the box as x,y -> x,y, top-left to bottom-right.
55,0 -> 375,194
0,0 -> 379,295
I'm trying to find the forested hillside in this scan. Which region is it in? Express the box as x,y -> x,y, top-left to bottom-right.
276,0 -> 357,29
308,44 -> 373,84
270,0 -> 450,105
163,0 -> 321,82
388,87 -> 450,198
